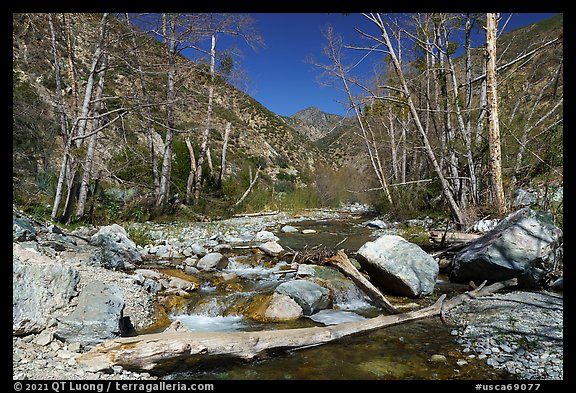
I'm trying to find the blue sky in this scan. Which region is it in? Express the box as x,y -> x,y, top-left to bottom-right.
216,13 -> 560,118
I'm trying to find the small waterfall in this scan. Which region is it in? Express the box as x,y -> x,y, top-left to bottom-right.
172,313 -> 246,332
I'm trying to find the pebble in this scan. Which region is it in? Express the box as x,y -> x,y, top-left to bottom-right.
447,291 -> 563,380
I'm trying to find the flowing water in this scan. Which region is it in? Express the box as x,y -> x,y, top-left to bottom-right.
154,216 -> 514,380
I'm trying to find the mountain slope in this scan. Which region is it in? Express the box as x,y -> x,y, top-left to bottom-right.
12,13 -> 329,217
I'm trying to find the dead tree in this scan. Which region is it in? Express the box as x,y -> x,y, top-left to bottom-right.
485,13 -> 506,216
361,13 -> 468,228
51,13 -> 109,222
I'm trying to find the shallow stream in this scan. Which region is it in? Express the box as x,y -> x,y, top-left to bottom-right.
145,215 -> 514,380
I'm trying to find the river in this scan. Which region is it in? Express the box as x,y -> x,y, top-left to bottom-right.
131,210 -> 514,380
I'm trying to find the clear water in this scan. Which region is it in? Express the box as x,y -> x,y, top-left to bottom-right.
156,216 -> 514,380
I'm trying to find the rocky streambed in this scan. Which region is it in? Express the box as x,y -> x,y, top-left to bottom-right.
13,204 -> 563,380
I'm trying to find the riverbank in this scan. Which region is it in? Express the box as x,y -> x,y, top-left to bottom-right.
446,290 -> 563,380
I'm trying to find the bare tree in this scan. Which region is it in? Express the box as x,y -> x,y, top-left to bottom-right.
218,122 -> 231,188
361,13 -> 468,227
75,53 -> 108,218
485,13 -> 506,215
317,26 -> 393,206
156,13 -> 176,207
192,32 -> 216,204
51,13 -> 110,222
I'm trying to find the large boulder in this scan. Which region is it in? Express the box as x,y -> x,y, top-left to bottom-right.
55,281 -> 125,349
13,245 -> 80,335
89,224 -> 142,270
274,279 -> 331,315
356,235 -> 439,298
451,208 -> 563,287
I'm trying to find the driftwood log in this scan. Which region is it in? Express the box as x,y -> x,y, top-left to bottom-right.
77,278 -> 517,372
429,230 -> 481,245
325,250 -> 399,314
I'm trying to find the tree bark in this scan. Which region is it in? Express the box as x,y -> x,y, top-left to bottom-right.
157,14 -> 176,207
185,137 -> 197,205
77,278 -> 518,372
218,122 -> 231,188
48,13 -> 70,221
193,34 -> 217,204
234,167 -> 260,207
485,13 -> 506,216
75,54 -> 108,219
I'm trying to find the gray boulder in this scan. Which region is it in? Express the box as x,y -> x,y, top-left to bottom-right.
55,281 -> 125,348
281,225 -> 299,233
13,217 -> 36,242
254,230 -> 279,243
365,219 -> 388,229
451,208 -> 563,287
13,253 -> 80,335
263,293 -> 303,321
196,252 -> 228,270
89,224 -> 142,270
356,235 -> 439,298
274,279 -> 331,315
258,241 -> 284,257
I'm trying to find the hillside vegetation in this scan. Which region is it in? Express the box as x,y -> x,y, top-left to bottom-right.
12,13 -> 563,227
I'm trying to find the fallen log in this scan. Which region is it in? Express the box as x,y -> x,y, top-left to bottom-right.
76,278 -> 517,372
429,230 -> 481,245
325,250 -> 399,314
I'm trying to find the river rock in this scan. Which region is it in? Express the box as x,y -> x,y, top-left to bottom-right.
258,241 -> 284,257
451,208 -> 563,287
55,281 -> 125,349
196,252 -> 228,270
13,246 -> 80,335
274,279 -> 331,315
189,243 -> 208,257
263,293 -> 303,321
13,216 -> 37,242
281,225 -> 299,233
89,224 -> 142,270
365,219 -> 388,229
254,230 -> 279,243
356,235 -> 439,297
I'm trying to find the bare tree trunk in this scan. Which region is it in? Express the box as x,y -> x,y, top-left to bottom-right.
185,137 -> 197,205
323,27 -> 393,205
365,13 -> 467,228
434,18 -> 460,198
48,13 -> 70,221
218,122 -> 231,188
193,34 -> 217,204
485,13 -> 506,215
63,14 -> 79,119
235,167 -> 260,207
75,54 -> 108,218
51,13 -> 109,221
383,111 -> 398,183
157,13 -> 176,207
462,14 -> 479,205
